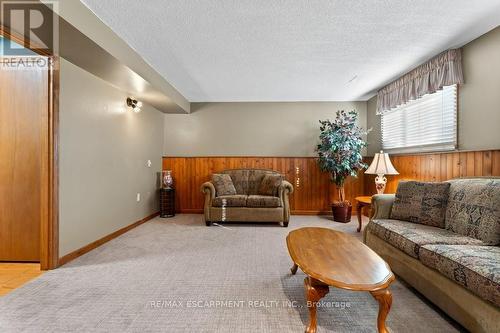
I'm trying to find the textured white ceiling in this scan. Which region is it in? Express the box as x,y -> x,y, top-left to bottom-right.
81,0 -> 500,102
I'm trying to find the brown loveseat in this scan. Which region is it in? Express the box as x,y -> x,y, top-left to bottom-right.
364,178 -> 500,333
201,169 -> 293,227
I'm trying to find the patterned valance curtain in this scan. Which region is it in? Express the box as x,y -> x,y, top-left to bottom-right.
376,49 -> 464,114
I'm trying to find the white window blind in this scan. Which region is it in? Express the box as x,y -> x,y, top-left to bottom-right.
381,85 -> 457,154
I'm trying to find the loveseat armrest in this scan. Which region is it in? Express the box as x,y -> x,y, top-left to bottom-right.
201,182 -> 216,223
371,194 -> 396,220
279,180 -> 294,195
279,180 -> 294,224
201,181 -> 216,199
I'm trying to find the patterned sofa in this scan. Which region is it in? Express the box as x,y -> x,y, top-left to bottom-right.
201,169 -> 293,226
364,178 -> 499,333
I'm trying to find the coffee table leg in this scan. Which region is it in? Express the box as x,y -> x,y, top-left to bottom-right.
357,202 -> 363,232
304,277 -> 329,333
370,288 -> 392,333
291,263 -> 298,275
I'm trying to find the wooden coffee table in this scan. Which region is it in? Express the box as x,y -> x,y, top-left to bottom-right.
286,227 -> 395,333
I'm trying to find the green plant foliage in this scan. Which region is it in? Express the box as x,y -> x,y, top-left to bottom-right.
316,110 -> 368,202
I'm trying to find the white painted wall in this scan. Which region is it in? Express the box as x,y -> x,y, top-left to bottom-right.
366,96 -> 381,156
458,26 -> 500,150
59,59 -> 163,256
366,26 -> 500,155
56,0 -> 190,113
163,102 -> 367,157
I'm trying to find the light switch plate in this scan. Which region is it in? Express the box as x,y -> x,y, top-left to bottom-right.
136,193 -> 141,202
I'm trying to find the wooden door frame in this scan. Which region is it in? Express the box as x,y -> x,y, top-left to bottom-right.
1,27 -> 59,270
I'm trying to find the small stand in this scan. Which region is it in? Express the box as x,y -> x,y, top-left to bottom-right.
160,188 -> 175,218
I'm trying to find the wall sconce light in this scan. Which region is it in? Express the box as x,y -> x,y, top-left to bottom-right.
126,97 -> 142,113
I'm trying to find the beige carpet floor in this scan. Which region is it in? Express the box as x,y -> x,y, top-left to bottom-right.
0,214 -> 464,332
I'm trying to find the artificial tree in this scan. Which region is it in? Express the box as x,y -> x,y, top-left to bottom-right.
316,110 -> 367,220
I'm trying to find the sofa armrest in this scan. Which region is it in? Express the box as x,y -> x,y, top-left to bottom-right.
363,194 -> 395,243
201,182 -> 216,222
279,180 -> 294,223
371,194 -> 396,220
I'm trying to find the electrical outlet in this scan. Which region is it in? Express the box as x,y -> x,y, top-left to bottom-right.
147,160 -> 152,167
136,193 -> 141,202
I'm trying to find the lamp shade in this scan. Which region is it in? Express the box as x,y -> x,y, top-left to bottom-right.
365,150 -> 399,175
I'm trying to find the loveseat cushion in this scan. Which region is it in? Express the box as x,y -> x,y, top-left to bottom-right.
247,170 -> 267,195
368,219 -> 484,258
258,174 -> 283,196
226,170 -> 249,194
212,195 -> 247,207
390,181 -> 450,228
445,178 -> 500,245
247,195 -> 281,208
212,174 -> 237,196
419,244 -> 500,307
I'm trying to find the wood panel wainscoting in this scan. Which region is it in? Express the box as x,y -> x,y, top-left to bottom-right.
164,151 -> 500,216
162,157 -> 365,215
364,150 -> 500,194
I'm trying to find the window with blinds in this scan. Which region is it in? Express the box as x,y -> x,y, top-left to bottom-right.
381,84 -> 457,153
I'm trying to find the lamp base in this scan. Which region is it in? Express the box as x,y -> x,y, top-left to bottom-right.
375,174 -> 387,194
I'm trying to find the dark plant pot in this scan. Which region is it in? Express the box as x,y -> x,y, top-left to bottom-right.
331,202 -> 352,223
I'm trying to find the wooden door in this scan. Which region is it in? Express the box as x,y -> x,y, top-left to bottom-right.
0,57 -> 49,261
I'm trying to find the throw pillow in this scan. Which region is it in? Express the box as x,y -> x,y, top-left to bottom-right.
258,174 -> 283,196
212,174 -> 237,196
445,178 -> 500,245
390,181 -> 450,228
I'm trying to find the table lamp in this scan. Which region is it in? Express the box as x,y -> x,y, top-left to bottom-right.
365,150 -> 399,194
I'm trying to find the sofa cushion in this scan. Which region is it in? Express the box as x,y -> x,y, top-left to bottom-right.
247,195 -> 281,208
368,219 -> 484,258
225,170 -> 249,195
212,174 -> 237,196
419,244 -> 500,307
390,181 -> 450,228
445,178 -> 500,245
212,195 -> 247,207
258,174 -> 283,196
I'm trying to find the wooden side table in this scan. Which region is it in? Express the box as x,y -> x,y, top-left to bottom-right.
160,188 -> 175,218
355,196 -> 372,232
